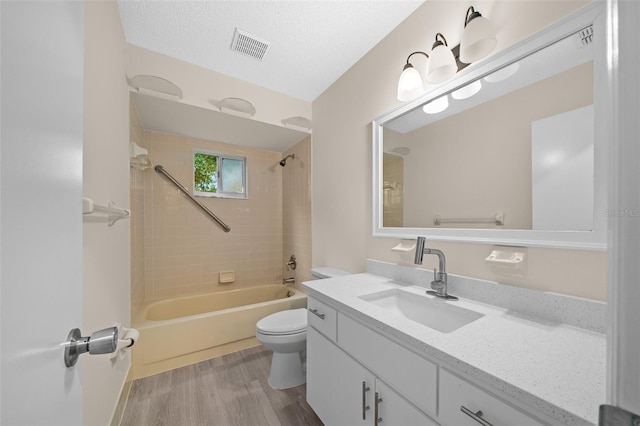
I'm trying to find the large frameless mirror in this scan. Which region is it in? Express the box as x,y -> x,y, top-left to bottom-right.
373,3 -> 607,250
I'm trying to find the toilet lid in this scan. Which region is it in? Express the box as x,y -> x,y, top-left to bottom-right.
256,308 -> 307,335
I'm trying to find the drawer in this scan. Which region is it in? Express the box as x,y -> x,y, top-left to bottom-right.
338,313 -> 438,417
439,369 -> 544,426
307,297 -> 337,342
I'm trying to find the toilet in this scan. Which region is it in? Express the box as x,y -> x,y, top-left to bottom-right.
256,267 -> 349,389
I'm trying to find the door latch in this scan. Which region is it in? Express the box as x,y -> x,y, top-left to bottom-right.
64,326 -> 118,367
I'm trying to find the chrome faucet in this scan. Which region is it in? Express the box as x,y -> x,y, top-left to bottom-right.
286,255 -> 297,270
414,236 -> 458,300
283,255 -> 297,284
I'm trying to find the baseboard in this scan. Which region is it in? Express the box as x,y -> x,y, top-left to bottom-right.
110,366 -> 134,426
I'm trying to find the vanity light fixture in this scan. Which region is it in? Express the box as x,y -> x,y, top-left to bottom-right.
484,62 -> 520,83
396,5 -> 497,101
451,79 -> 482,100
426,33 -> 457,84
459,6 -> 497,64
422,95 -> 449,114
397,51 -> 429,101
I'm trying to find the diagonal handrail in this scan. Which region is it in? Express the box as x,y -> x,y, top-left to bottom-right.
154,165 -> 231,233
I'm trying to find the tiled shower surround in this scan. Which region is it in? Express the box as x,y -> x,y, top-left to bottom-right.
129,102 -> 312,311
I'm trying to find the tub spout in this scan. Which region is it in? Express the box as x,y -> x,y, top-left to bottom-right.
283,277 -> 296,284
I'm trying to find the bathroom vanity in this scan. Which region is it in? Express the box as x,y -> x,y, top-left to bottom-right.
303,263 -> 605,426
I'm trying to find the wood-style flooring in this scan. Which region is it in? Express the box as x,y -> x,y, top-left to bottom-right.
121,345 -> 323,426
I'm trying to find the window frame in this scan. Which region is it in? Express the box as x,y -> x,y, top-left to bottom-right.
193,149 -> 248,199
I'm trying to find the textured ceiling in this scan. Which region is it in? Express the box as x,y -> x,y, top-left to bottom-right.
117,0 -> 424,102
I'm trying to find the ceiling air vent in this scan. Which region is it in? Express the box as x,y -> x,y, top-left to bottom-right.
231,28 -> 271,61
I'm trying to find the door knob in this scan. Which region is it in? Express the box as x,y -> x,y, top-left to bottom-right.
64,326 -> 118,367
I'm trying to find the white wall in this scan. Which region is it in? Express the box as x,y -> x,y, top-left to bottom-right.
312,0 -> 607,301
82,1 -> 131,425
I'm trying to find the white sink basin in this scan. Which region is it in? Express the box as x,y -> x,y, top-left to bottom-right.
359,288 -> 484,333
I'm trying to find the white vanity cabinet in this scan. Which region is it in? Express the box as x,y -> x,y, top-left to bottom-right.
337,313 -> 438,417
307,326 -> 437,426
306,299 -> 438,426
439,369 -> 545,426
374,378 -> 438,426
307,326 -> 374,425
306,297 -> 554,426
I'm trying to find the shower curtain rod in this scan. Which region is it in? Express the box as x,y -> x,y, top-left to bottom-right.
154,165 -> 231,233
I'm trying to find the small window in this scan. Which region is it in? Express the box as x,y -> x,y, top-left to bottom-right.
194,151 -> 247,198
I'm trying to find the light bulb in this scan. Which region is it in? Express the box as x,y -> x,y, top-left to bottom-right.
397,65 -> 424,101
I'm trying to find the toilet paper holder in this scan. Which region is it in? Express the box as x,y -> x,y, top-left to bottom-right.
64,325 -> 137,367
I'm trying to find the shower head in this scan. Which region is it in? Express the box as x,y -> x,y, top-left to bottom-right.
279,154 -> 295,167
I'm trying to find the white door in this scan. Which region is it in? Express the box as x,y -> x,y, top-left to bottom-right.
1,1 -> 84,424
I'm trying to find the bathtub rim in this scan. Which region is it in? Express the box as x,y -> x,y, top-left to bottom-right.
134,285 -> 307,328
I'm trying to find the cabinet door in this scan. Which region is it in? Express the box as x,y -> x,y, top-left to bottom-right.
338,313 -> 438,416
307,327 -> 376,426
375,378 -> 439,426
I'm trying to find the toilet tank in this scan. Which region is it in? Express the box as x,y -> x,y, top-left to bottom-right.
310,267 -> 350,280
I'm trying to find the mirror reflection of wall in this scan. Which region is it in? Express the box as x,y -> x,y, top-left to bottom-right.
382,28 -> 594,231
382,152 -> 404,227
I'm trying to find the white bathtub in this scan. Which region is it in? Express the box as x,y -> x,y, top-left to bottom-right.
132,285 -> 307,378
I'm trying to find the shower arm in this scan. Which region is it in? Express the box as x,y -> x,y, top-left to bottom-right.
280,154 -> 295,166
154,165 -> 231,233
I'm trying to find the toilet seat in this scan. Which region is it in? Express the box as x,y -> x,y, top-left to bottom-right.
256,308 -> 307,336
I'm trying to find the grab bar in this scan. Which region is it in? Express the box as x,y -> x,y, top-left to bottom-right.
434,211 -> 504,226
154,165 -> 231,233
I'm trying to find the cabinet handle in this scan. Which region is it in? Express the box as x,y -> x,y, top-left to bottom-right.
362,381 -> 370,420
461,406 -> 494,426
308,308 -> 325,320
374,392 -> 382,424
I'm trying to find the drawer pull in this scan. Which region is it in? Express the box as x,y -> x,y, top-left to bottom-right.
309,308 -> 325,320
461,406 -> 494,426
374,392 -> 383,424
362,381 -> 370,420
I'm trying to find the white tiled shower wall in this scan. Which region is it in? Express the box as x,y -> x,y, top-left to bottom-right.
129,102 -> 312,311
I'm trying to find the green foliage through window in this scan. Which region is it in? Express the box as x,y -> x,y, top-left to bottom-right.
194,153 -> 218,193
194,151 -> 247,198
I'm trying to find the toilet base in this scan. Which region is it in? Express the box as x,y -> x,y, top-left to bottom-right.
267,351 -> 306,390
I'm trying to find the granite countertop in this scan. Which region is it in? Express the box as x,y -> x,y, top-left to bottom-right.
303,272 -> 606,426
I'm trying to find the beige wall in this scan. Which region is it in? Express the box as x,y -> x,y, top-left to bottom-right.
140,131 -> 285,301
126,44 -> 311,131
283,137 -> 313,286
312,0 -> 607,301
83,1 -> 131,425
